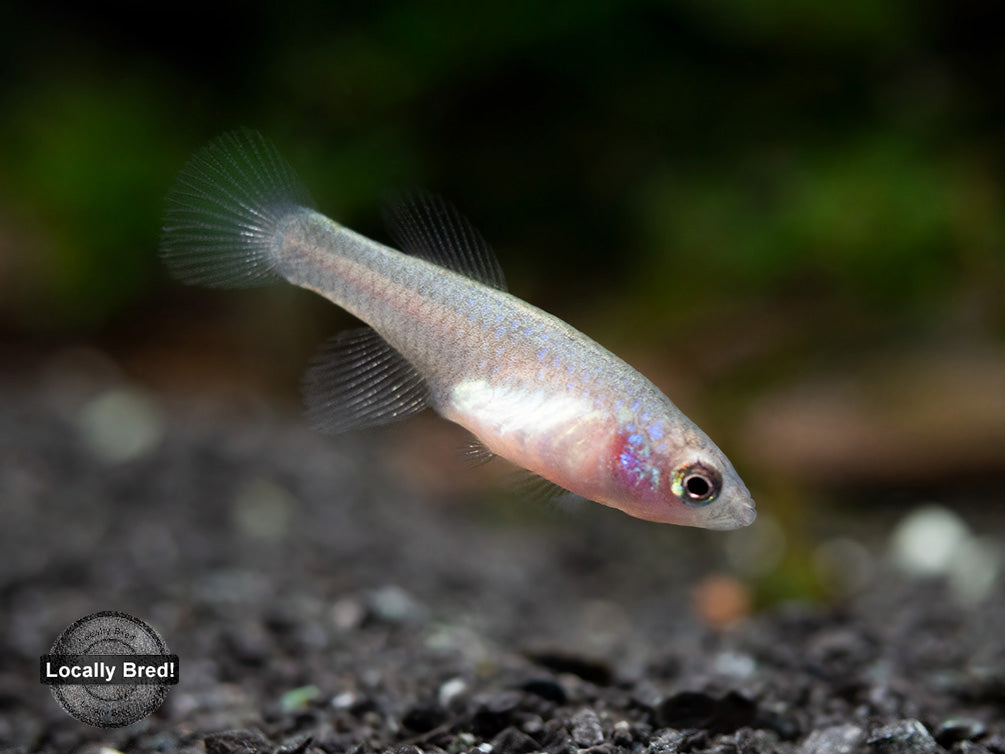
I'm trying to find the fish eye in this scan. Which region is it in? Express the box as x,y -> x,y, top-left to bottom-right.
672,463 -> 721,506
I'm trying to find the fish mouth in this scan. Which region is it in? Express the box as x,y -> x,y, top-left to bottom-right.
733,501 -> 757,528
703,498 -> 757,530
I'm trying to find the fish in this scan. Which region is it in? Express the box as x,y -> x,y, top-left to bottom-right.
160,130 -> 756,530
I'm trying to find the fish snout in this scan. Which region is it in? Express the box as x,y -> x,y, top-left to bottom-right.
733,499 -> 757,527
702,489 -> 757,530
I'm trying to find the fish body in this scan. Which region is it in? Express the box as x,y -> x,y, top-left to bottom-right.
161,130 -> 756,530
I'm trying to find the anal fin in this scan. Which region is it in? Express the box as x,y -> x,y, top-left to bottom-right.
303,327 -> 431,434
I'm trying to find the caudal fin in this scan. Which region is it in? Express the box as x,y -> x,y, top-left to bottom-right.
159,129 -> 315,288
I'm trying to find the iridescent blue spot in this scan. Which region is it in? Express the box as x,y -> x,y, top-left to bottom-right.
641,411 -> 651,422
618,446 -> 649,488
537,349 -> 547,361
625,423 -> 636,433
628,433 -> 643,445
631,400 -> 641,412
496,327 -> 506,337
648,423 -> 664,441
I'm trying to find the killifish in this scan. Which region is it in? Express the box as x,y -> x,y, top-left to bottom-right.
160,130 -> 756,530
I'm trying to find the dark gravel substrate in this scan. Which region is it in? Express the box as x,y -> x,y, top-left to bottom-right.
2,353 -> 1004,754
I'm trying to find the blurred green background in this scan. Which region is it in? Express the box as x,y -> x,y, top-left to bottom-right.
1,0 -> 1003,521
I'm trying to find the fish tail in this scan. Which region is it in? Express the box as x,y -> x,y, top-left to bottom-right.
159,129 -> 315,288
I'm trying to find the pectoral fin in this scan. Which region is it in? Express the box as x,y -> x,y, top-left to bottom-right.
458,437 -> 495,468
511,470 -> 574,505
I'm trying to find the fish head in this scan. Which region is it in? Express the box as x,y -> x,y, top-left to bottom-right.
663,449 -> 756,530
607,420 -> 756,530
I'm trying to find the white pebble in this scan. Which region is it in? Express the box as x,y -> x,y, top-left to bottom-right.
77,387 -> 164,463
890,505 -> 970,577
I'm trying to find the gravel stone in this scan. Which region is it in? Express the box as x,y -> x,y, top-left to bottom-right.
521,678 -> 568,704
954,742 -> 993,754
651,691 -> 756,733
936,718 -> 989,747
646,730 -> 688,754
799,724 -> 866,754
204,729 -> 273,754
867,719 -> 938,754
570,708 -> 604,747
491,727 -> 540,754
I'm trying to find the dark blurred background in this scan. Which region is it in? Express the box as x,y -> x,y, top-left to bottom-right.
1,1 -> 1003,540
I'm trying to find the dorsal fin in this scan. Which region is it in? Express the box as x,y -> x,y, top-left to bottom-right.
382,192 -> 507,291
302,327 -> 431,434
